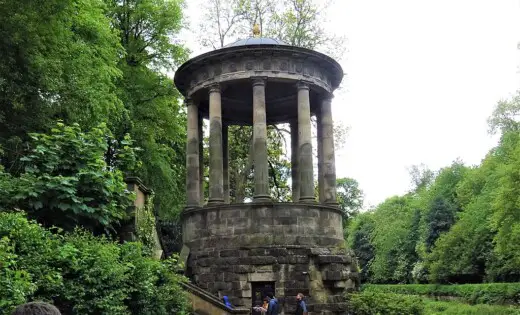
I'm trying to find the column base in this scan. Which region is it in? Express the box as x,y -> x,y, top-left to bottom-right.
324,201 -> 340,208
253,195 -> 272,203
298,196 -> 317,203
207,198 -> 225,205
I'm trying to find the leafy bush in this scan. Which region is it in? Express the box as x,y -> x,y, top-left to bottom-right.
348,291 -> 424,315
0,237 -> 36,311
0,122 -> 138,233
363,283 -> 520,305
0,212 -> 190,315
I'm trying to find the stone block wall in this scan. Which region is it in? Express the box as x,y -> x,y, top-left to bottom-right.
182,203 -> 359,314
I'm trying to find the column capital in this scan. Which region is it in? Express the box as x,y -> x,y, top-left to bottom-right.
208,83 -> 221,94
251,76 -> 267,87
297,80 -> 311,91
321,93 -> 334,103
184,97 -> 195,107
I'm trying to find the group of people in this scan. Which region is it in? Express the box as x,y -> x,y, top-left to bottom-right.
252,292 -> 308,315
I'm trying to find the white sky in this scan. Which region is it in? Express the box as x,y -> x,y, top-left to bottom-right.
178,0 -> 520,208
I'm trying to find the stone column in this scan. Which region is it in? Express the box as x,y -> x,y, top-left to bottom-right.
223,124 -> 230,203
297,81 -> 315,202
317,112 -> 324,203
320,96 -> 338,204
185,98 -> 200,207
198,114 -> 204,205
208,84 -> 224,204
290,120 -> 300,202
252,77 -> 270,201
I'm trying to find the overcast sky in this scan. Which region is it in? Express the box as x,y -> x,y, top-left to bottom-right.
179,0 -> 520,208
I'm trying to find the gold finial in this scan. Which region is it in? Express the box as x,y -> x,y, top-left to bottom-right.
253,24 -> 261,37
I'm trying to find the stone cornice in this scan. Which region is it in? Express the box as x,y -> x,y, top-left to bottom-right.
174,45 -> 343,97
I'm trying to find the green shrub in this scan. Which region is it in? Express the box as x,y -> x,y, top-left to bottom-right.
0,212 -> 190,315
424,299 -> 520,315
362,284 -> 520,305
348,291 -> 424,315
0,237 -> 36,311
0,122 -> 138,233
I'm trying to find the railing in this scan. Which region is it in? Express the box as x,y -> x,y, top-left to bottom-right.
181,282 -> 250,315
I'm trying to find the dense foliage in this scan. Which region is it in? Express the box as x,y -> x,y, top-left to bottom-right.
0,122 -> 137,234
0,0 -> 189,218
348,291 -> 424,315
348,91 -> 520,284
348,290 -> 520,315
0,212 -> 190,315
363,283 -> 520,305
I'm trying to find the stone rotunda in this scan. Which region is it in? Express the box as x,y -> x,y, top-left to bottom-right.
174,30 -> 359,314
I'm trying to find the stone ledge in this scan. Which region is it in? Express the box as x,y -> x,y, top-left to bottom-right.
182,202 -> 342,217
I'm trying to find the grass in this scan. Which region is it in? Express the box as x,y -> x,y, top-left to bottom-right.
424,299 -> 520,315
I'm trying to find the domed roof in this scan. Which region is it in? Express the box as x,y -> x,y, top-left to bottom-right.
224,37 -> 288,48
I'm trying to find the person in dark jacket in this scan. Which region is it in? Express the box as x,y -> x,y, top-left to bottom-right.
11,302 -> 61,315
265,292 -> 279,315
295,293 -> 308,315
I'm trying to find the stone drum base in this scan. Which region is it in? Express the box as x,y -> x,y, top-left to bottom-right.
182,203 -> 360,314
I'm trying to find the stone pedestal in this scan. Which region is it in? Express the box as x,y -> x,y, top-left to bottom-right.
182,203 -> 358,314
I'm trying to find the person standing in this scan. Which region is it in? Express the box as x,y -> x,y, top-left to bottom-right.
265,292 -> 279,315
295,293 -> 308,315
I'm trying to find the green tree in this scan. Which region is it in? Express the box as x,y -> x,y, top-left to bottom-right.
107,0 -> 190,217
0,0 -> 123,173
367,195 -> 419,283
487,131 -> 520,281
336,177 -> 364,221
347,213 -> 375,282
487,90 -> 520,135
413,162 -> 468,267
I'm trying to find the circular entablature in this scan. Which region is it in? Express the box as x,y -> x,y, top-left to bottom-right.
174,42 -> 343,125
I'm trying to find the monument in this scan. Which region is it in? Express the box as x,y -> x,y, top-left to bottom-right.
174,27 -> 358,314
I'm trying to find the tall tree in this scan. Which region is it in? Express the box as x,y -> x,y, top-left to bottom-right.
347,213 -> 375,282
487,90 -> 520,135
336,177 -> 364,222
0,0 -> 123,173
107,0 -> 189,217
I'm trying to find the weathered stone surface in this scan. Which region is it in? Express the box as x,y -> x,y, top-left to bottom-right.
177,41 -> 355,313
316,255 -> 352,264
185,99 -> 200,207
320,96 -> 338,205
208,84 -> 224,204
297,82 -> 315,202
222,125 -> 229,203
322,270 -> 349,281
252,77 -> 270,201
290,120 -> 300,202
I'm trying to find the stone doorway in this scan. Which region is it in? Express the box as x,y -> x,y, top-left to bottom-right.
251,282 -> 275,315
